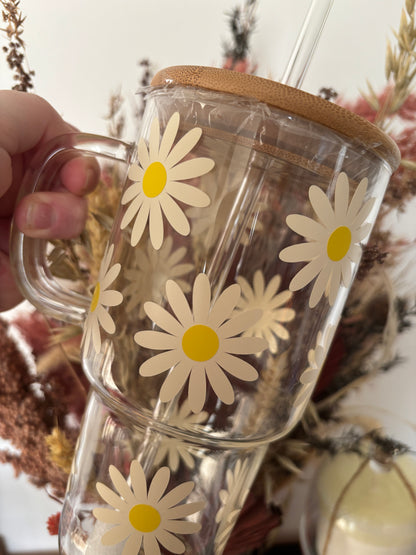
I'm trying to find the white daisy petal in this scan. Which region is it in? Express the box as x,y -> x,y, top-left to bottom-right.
193,273 -> 211,322
169,157 -> 215,182
101,524 -> 131,546
91,319 -> 102,354
236,275 -> 254,302
96,482 -> 127,510
253,269 -> 265,297
155,528 -> 185,554
148,466 -> 170,504
95,306 -> 116,334
109,465 -> 136,504
100,289 -> 123,307
159,194 -> 191,236
137,136 -> 150,168
334,172 -> 350,219
289,256 -> 325,291
279,240 -> 323,262
122,533 -> 143,555
143,302 -> 184,336
165,501 -> 205,520
222,336 -> 266,355
165,126 -> 202,166
82,243 -> 123,354
352,213 -> 373,238
159,112 -> 180,160
282,173 -> 373,307
208,284 -> 241,328
94,459 -> 203,553
168,181 -> 211,207
341,258 -> 353,287
188,368 -> 207,413
100,263 -> 121,291
309,262 -> 332,308
139,350 -> 180,377
347,176 -> 368,220
92,508 -> 123,524
130,201 -> 150,247
309,185 -> 337,229
149,200 -> 165,250
329,264 -> 343,305
127,163 -> 144,183
159,360 -> 193,402
122,181 -> 140,204
205,361 -> 235,404
263,273 -> 281,301
219,309 -> 261,338
264,329 -> 278,353
285,214 -> 327,241
143,534 -> 161,555
137,274 -> 264,412
120,112 -> 213,249
165,280 -> 194,328
348,243 -> 362,263
134,330 -> 178,350
130,460 -> 147,500
216,352 -> 259,381
158,480 -> 195,510
121,194 -> 144,227
164,519 -> 202,535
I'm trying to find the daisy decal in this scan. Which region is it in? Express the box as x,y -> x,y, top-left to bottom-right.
152,400 -> 209,472
124,236 -> 193,319
214,459 -> 250,553
93,460 -> 204,555
236,270 -> 295,354
120,112 -> 215,250
291,325 -> 335,423
82,243 -> 123,354
279,172 -> 375,308
134,273 -> 268,414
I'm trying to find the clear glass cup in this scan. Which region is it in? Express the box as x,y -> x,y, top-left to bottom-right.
10,66 -> 400,554
59,389 -> 267,555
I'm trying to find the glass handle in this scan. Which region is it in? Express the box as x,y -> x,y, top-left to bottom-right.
10,132 -> 133,324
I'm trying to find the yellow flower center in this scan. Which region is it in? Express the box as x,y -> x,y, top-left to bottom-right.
128,503 -> 161,533
90,283 -> 100,312
182,324 -> 220,362
327,226 -> 352,261
142,161 -> 167,198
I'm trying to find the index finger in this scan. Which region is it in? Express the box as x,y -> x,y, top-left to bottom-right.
0,90 -> 75,157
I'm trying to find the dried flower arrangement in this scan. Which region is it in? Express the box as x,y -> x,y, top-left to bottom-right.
1,0 -> 416,553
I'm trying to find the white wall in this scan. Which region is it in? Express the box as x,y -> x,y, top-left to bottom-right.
0,1 -> 413,552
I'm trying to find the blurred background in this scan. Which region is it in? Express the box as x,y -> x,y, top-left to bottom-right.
1,0 -> 414,553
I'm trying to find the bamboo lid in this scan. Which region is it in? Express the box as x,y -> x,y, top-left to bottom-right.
151,65 -> 401,171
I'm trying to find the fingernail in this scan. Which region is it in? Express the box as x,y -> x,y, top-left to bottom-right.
26,201 -> 56,231
84,168 -> 96,189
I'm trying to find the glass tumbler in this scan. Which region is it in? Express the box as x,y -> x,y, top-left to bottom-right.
10,66 -> 400,554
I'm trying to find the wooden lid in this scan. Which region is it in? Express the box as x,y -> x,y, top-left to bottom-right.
151,65 -> 400,171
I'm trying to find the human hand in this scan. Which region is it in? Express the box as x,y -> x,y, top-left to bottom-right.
0,90 -> 99,311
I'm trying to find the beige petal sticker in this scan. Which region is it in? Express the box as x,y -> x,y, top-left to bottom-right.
236,270 -> 295,354
279,172 -> 374,308
82,243 -> 123,354
134,273 -> 268,414
93,460 -> 204,555
151,399 -> 209,472
120,112 -> 215,250
214,459 -> 250,553
124,236 -> 193,318
290,324 -> 336,423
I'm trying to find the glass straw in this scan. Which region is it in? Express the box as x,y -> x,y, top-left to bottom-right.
281,0 -> 334,89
